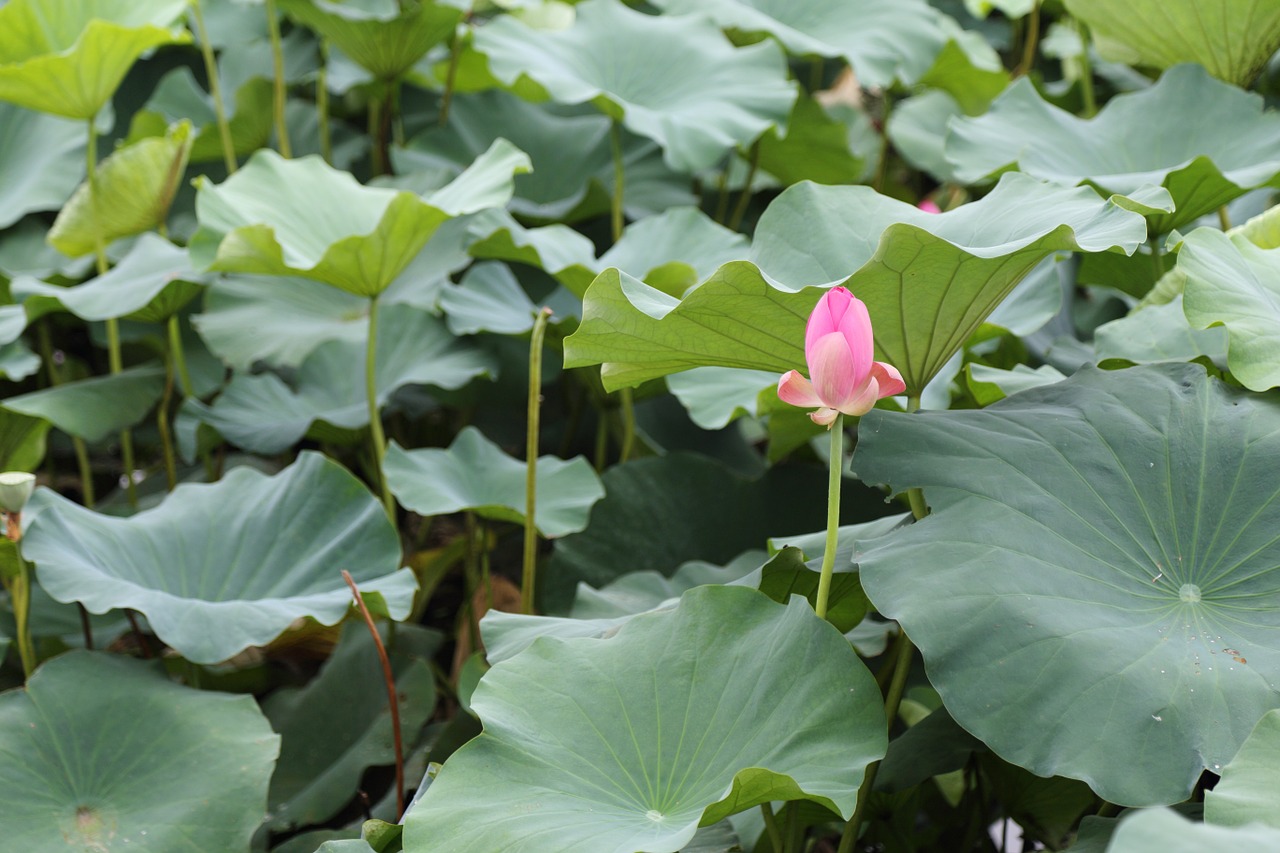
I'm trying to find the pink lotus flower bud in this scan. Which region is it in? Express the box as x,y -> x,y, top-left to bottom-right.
917,200 -> 941,214
777,286 -> 906,426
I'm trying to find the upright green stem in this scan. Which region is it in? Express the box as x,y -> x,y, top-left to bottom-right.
872,93 -> 893,193
521,308 -> 553,615
38,323 -> 95,506
1218,206 -> 1232,231
727,138 -> 761,232
317,39 -> 333,164
618,389 -> 635,463
5,513 -> 35,678
266,0 -> 291,158
1076,19 -> 1097,118
760,802 -> 784,852
365,297 -> 395,519
1015,1 -> 1041,77
157,357 -> 178,490
814,414 -> 844,620
609,119 -> 625,243
439,19 -> 466,126
190,0 -> 237,173
88,118 -> 137,507
167,316 -> 195,398
1149,237 -> 1163,279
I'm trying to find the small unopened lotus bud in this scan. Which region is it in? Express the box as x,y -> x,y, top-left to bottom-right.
0,472 -> 36,514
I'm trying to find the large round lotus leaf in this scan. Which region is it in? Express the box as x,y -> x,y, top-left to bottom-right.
0,651 -> 279,852
0,0 -> 190,119
1065,0 -> 1280,87
0,101 -> 85,228
3,365 -> 165,443
384,425 -> 604,537
853,363 -> 1280,806
1104,808 -> 1280,853
651,0 -> 973,89
49,121 -> 193,257
403,585 -> 887,852
133,68 -> 274,164
1204,709 -> 1280,829
188,306 -> 495,454
20,452 -> 415,664
189,140 -> 529,297
278,0 -> 460,81
13,233 -> 209,322
946,65 -> 1280,233
472,0 -> 796,174
563,174 -> 1146,394
1178,227 -> 1280,392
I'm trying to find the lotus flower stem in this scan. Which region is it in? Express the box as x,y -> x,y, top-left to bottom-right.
521,308 -> 553,615
727,137 -> 761,231
365,297 -> 396,520
3,509 -> 35,677
317,39 -> 333,164
265,0 -> 292,158
167,316 -> 195,399
1015,1 -> 1041,78
189,0 -> 237,174
343,570 -> 404,816
814,414 -> 844,620
1218,205 -> 1232,231
1076,19 -> 1097,118
87,118 -> 138,508
609,119 -> 625,243
37,323 -> 95,507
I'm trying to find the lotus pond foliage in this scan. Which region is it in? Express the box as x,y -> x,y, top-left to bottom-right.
2,1 -> 1280,852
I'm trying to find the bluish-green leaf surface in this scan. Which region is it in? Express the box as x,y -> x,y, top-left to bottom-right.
20,452 -> 415,664
855,363 -> 1280,806
0,651 -> 279,851
403,585 -> 886,852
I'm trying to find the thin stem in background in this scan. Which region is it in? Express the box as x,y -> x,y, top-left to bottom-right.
592,412 -> 607,472
1218,205 -> 1232,231
38,322 -> 95,506
713,165 -> 731,224
317,39 -> 333,164
4,511 -> 35,677
760,802 -> 784,852
872,93 -> 893,193
1015,1 -> 1041,78
126,610 -> 155,659
342,569 -> 405,818
618,388 -> 635,463
265,0 -> 292,158
167,315 -> 196,399
814,413 -> 844,620
1076,19 -> 1097,118
727,137 -> 761,232
609,118 -> 626,243
156,356 -> 179,490
439,16 -> 467,126
190,0 -> 237,174
78,603 -> 94,650
364,297 -> 396,519
1149,236 -> 1163,280
369,90 -> 389,176
521,308 -> 553,616
87,117 -> 138,508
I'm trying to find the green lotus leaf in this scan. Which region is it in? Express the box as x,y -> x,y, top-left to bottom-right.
3,365 -> 164,443
1094,297 -> 1228,368
1064,0 -> 1280,87
190,139 -> 529,297
0,217 -> 90,280
946,65 -> 1280,233
473,205 -> 747,298
264,623 -> 441,832
129,67 -> 274,163
888,90 -> 965,184
188,306 -> 496,454
439,262 -> 540,335
0,651 -> 279,852
278,0 -> 461,81
403,586 -> 887,852
1204,709 -> 1280,829
193,217 -> 473,369
564,175 -> 1145,394
20,452 -> 415,664
651,0 -> 987,90
964,363 -> 1066,406
1104,808 -> 1280,852
48,120 -> 193,257
383,425 -> 604,537
0,101 -> 85,227
472,0 -> 796,173
665,367 -> 778,430
0,408 -> 49,472
854,363 -> 1280,806
757,96 -> 875,187
0,0 -> 191,119
13,233 -> 209,323
1178,227 -> 1280,391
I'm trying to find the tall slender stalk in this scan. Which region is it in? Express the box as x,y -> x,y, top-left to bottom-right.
4,512 -> 35,678
439,17 -> 466,126
265,0 -> 292,157
317,39 -> 333,164
87,118 -> 137,507
521,308 -> 553,615
156,359 -> 178,490
1076,18 -> 1097,118
342,570 -> 405,817
1015,1 -> 1041,77
727,138 -> 761,232
814,414 -> 844,620
365,297 -> 395,519
609,119 -> 625,243
167,316 -> 196,399
190,0 -> 237,173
